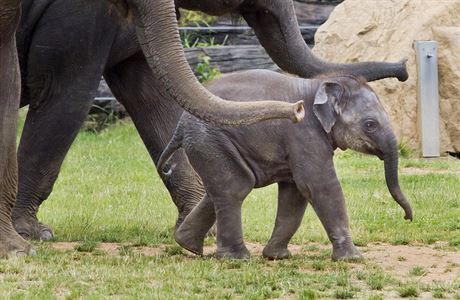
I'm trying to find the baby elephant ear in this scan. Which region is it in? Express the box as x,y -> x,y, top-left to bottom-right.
313,81 -> 344,133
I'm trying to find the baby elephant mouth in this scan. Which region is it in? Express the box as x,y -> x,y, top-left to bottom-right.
361,143 -> 384,160
375,149 -> 385,160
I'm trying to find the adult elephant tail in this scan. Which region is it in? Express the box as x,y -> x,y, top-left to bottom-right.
122,0 -> 304,126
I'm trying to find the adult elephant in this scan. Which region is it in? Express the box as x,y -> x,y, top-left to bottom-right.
12,0 -> 408,241
0,0 -> 299,257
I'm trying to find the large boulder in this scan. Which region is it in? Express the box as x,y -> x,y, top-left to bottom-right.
313,0 -> 460,154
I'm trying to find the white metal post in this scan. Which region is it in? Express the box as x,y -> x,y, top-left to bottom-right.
414,40 -> 440,157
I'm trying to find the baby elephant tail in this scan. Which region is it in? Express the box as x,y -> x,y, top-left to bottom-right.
157,126 -> 184,179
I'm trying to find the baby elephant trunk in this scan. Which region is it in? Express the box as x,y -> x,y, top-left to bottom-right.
382,136 -> 413,221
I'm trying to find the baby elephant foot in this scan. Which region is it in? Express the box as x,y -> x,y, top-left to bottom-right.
0,229 -> 36,259
174,227 -> 204,255
13,215 -> 54,241
216,244 -> 251,260
262,244 -> 291,260
331,241 -> 363,261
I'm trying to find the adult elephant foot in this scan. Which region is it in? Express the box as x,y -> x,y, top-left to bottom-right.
12,215 -> 53,241
0,227 -> 35,258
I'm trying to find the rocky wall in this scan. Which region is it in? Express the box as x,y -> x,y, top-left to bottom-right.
313,0 -> 460,153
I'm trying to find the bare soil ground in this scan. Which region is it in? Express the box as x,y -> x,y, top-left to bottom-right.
364,243 -> 460,284
50,242 -> 460,284
401,167 -> 460,175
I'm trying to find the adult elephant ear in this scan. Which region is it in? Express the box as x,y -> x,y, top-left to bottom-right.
118,0 -> 304,126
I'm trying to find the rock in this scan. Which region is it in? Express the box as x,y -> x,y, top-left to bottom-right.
313,0 -> 460,154
295,0 -> 343,4
180,26 -> 318,47
185,45 -> 279,74
433,26 -> 460,153
92,79 -> 126,116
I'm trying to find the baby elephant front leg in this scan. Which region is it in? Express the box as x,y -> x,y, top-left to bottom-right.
295,160 -> 362,261
263,182 -> 308,260
214,194 -> 251,259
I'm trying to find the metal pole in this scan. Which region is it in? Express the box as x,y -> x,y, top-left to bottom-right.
414,40 -> 440,157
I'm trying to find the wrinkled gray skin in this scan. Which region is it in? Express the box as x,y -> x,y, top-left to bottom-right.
1,0 -> 302,257
0,0 -> 34,257
12,0 -> 407,241
158,70 -> 413,260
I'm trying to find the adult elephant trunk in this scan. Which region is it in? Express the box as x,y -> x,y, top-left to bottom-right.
122,0 -> 304,126
242,1 -> 408,82
382,134 -> 413,221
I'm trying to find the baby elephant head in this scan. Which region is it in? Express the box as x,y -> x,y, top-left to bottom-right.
313,76 -> 413,221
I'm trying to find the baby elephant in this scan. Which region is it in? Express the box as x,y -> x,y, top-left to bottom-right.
158,70 -> 412,261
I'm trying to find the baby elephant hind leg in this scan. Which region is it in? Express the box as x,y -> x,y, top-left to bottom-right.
175,182 -> 253,260
263,182 -> 308,260
178,140 -> 255,259
174,193 -> 215,255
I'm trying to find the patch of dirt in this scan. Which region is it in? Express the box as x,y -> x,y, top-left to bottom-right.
98,243 -> 120,256
401,167 -> 460,175
134,246 -> 164,256
52,242 -> 77,251
363,243 -> 460,284
50,242 -> 163,257
49,242 -> 460,283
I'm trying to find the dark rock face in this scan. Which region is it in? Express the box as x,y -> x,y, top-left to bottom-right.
180,26 -> 318,47
294,1 -> 338,25
295,0 -> 343,4
91,79 -> 126,116
185,45 -> 280,74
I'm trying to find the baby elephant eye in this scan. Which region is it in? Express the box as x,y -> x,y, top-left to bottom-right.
364,120 -> 378,132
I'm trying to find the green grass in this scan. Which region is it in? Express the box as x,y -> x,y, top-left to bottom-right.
398,284 -> 419,298
409,266 -> 425,276
74,240 -> 98,253
5,116 -> 460,298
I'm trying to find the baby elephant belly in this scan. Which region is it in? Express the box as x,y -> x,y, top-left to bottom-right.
251,163 -> 292,188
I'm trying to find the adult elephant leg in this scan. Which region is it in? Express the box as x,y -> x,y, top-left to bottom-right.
12,88 -> 98,241
104,52 -> 205,229
0,1 -> 34,257
12,1 -> 118,240
263,182 -> 308,260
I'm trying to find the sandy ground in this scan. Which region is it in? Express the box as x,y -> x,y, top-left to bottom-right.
401,167 -> 460,175
363,243 -> 460,284
50,241 -> 460,285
